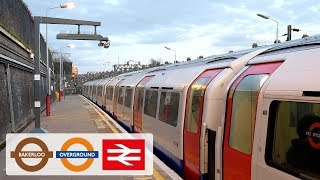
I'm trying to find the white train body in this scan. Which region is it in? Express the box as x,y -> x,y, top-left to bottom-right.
82,35 -> 320,180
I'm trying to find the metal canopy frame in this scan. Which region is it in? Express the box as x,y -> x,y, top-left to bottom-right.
32,16 -> 109,133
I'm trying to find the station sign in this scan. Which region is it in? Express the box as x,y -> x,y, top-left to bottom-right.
6,133 -> 153,175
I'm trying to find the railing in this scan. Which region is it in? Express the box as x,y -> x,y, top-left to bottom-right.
63,87 -> 82,95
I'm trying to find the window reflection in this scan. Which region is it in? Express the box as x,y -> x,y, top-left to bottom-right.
229,74 -> 269,154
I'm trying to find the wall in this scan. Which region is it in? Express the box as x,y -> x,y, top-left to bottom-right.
0,0 -> 54,143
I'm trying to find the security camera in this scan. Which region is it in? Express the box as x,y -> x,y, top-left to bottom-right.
30,53 -> 34,60
98,40 -> 111,49
103,41 -> 110,49
98,41 -> 104,47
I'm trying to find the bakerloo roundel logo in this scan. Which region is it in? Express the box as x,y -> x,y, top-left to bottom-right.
10,137 -> 53,172
56,137 -> 99,172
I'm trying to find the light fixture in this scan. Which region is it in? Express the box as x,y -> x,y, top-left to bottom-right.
60,2 -> 76,9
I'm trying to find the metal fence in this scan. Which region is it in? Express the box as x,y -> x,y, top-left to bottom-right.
0,63 -> 11,142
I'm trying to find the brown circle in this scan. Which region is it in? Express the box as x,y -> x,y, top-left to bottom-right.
10,137 -> 53,172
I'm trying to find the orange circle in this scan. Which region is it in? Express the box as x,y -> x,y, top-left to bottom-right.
308,122 -> 320,149
60,137 -> 94,172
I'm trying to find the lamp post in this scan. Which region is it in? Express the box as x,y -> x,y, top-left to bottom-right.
164,46 -> 177,63
45,2 -> 75,116
32,16 -> 108,133
257,13 -> 279,43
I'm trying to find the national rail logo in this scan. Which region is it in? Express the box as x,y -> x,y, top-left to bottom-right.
102,139 -> 145,171
56,137 -> 99,172
10,137 -> 53,172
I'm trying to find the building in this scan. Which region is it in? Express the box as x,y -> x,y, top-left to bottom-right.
72,66 -> 79,75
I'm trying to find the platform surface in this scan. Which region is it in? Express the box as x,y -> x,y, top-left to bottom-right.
0,95 -> 180,180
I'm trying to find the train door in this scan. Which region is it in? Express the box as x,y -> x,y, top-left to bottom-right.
113,79 -> 124,119
183,69 -> 223,179
133,76 -> 154,132
223,62 -> 282,180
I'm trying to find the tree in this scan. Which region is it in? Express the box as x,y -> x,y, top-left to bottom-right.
149,58 -> 161,68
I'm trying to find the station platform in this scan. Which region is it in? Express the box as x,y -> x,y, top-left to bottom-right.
0,94 -> 181,180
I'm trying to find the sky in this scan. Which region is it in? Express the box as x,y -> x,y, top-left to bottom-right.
23,0 -> 320,74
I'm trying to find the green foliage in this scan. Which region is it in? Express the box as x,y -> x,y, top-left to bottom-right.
0,19 -> 32,51
19,0 -> 32,16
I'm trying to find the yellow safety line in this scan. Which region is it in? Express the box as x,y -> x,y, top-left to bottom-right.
80,95 -> 165,180
81,95 -> 119,133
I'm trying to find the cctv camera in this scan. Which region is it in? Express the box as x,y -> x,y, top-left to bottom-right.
103,41 -> 110,49
30,53 -> 34,60
98,41 -> 104,47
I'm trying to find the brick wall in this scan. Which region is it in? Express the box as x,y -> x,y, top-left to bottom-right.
0,0 -> 54,143
0,0 -> 33,49
0,0 -> 51,65
10,67 -> 34,130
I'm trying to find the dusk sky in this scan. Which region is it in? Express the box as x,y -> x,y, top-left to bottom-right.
23,0 -> 320,73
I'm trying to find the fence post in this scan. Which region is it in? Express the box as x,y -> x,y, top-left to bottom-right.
6,64 -> 15,133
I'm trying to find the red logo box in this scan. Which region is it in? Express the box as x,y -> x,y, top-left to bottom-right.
102,139 -> 145,170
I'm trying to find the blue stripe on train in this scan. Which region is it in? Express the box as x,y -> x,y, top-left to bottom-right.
153,141 -> 184,178
116,119 -> 133,132
201,173 -> 208,180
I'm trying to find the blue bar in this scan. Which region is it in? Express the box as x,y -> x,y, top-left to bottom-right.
56,151 -> 99,158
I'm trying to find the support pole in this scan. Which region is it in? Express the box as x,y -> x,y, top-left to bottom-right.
46,22 -> 51,116
59,53 -> 62,101
31,17 -> 48,133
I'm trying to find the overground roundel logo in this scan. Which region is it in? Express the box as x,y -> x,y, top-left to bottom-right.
10,137 -> 53,172
306,122 -> 320,149
56,137 -> 98,172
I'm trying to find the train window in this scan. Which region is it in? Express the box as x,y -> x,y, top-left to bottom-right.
124,88 -> 133,108
158,92 -> 180,126
118,88 -> 125,105
186,77 -> 211,133
229,74 -> 269,154
266,101 -> 320,179
144,90 -> 158,118
106,87 -> 110,100
109,87 -> 114,101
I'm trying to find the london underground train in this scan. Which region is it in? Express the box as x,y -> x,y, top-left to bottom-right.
82,35 -> 320,180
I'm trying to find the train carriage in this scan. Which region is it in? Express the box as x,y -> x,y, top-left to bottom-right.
132,47 -> 271,178
96,78 -> 111,107
104,74 -> 129,116
85,80 -> 97,99
91,79 -> 104,103
114,72 -> 147,132
81,35 -> 320,180
216,36 -> 320,180
250,41 -> 320,180
82,82 -> 89,97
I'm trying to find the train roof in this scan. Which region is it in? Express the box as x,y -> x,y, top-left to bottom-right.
83,34 -> 320,87
259,34 -> 320,55
249,34 -> 320,64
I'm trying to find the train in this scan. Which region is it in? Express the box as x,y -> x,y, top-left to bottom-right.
82,35 -> 320,180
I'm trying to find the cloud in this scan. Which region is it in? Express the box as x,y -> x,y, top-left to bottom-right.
23,0 -> 320,73
104,0 -> 121,5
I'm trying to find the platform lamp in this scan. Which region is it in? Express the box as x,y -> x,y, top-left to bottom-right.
257,13 -> 279,43
45,2 -> 75,116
